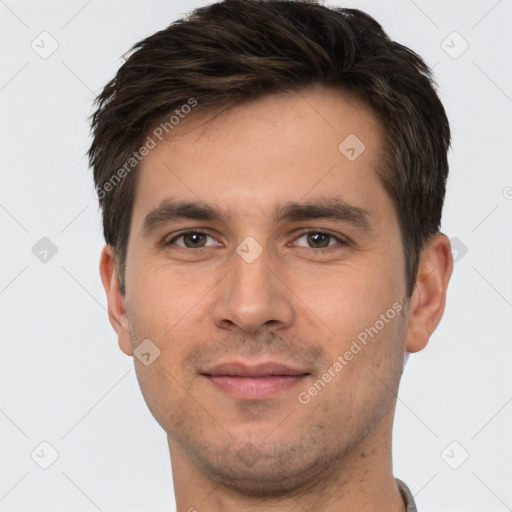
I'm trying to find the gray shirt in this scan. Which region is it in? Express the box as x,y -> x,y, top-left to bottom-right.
396,478 -> 418,511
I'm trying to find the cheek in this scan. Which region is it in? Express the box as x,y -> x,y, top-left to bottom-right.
303,294 -> 406,424
132,358 -> 194,435
126,259 -> 211,340
292,259 -> 403,349
125,261 -> 221,393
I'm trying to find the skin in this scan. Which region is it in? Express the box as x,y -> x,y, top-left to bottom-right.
100,84 -> 453,511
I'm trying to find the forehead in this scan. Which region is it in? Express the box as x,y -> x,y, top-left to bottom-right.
133,85 -> 387,224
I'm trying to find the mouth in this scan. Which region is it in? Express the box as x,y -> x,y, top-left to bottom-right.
200,361 -> 310,400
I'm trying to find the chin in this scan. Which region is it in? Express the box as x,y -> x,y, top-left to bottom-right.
188,438 -> 339,499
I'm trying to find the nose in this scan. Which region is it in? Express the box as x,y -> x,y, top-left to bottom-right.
212,244 -> 295,334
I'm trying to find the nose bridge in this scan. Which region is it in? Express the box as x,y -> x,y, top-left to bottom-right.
213,241 -> 294,333
232,245 -> 271,300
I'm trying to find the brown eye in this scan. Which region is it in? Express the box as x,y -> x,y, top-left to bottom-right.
306,232 -> 331,248
295,231 -> 343,249
182,232 -> 207,248
168,231 -> 216,249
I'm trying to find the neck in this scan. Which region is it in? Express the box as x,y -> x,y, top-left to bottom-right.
168,407 -> 405,512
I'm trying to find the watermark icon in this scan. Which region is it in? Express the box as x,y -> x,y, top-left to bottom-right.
236,236 -> 263,264
440,441 -> 469,469
32,237 -> 58,263
31,31 -> 59,59
236,442 -> 263,468
134,338 -> 161,366
450,236 -> 468,263
338,134 -> 366,161
31,441 -> 59,469
94,98 -> 198,200
298,302 -> 403,404
503,186 -> 512,200
441,31 -> 469,59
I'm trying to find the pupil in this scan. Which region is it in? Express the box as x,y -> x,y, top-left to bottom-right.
185,233 -> 205,247
308,232 -> 329,248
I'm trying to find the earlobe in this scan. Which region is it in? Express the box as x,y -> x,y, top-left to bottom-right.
405,233 -> 453,353
99,245 -> 133,356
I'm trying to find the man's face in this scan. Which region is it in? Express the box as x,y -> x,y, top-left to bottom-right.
117,85 -> 411,493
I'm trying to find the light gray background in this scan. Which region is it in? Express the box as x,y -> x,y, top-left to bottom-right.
1,0 -> 511,510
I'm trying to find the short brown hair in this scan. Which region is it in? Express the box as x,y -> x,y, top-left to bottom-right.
88,0 -> 450,297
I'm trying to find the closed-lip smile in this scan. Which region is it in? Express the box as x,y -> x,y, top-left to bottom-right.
201,361 -> 310,400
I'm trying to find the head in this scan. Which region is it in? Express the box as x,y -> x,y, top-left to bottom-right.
91,0 -> 452,499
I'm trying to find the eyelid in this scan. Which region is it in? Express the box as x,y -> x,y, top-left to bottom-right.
291,229 -> 349,249
164,228 -> 349,250
165,229 -> 220,248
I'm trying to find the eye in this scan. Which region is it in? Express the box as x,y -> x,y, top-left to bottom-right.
167,230 -> 219,249
294,231 -> 346,249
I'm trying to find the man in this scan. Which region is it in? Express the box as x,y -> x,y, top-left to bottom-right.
89,1 -> 453,510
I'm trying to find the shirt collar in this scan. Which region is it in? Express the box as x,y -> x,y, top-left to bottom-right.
396,478 -> 418,511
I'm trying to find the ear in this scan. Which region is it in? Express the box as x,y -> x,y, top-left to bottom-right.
405,233 -> 453,353
99,245 -> 133,356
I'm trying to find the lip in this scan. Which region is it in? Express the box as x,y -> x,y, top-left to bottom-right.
201,361 -> 310,400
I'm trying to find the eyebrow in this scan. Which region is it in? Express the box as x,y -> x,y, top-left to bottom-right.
141,196 -> 372,236
272,197 -> 371,230
142,199 -> 229,236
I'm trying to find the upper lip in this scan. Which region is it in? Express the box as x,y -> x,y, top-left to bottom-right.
201,361 -> 309,378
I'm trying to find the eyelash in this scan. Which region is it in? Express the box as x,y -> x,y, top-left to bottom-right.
164,229 -> 348,252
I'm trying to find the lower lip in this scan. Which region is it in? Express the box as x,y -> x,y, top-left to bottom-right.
204,375 -> 308,400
